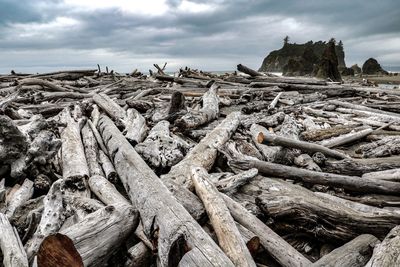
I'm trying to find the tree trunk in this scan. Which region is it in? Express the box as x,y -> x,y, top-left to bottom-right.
98,114 -> 234,266
124,108 -> 148,145
221,193 -> 312,267
0,213 -> 29,267
162,111 -> 241,190
5,179 -> 34,218
175,83 -> 219,130
192,167 -> 257,267
365,225 -> 400,267
362,168 -> 400,182
257,131 -> 348,159
311,234 -> 379,267
25,180 -> 66,262
253,177 -> 400,241
38,203 -> 138,267
231,159 -> 400,195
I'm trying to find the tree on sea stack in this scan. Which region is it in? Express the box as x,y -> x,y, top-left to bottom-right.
314,38 -> 342,82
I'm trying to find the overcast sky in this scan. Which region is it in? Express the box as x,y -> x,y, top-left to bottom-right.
0,0 -> 399,73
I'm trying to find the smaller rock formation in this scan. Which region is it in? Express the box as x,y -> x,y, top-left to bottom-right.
351,64 -> 362,74
362,58 -> 388,75
341,67 -> 355,76
314,40 -> 342,82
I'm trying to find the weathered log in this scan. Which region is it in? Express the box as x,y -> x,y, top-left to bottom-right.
81,122 -> 104,177
98,114 -> 234,266
162,111 -> 241,190
362,168 -> 400,182
25,180 -> 66,262
98,150 -> 117,182
221,193 -> 312,267
209,168 -> 258,193
365,225 -> 400,267
294,154 -> 321,171
88,119 -> 109,155
192,167 -> 256,267
60,108 -> 90,196
358,137 -> 400,158
300,125 -> 355,141
124,108 -> 148,145
175,82 -> 219,130
88,175 -> 130,205
339,194 -> 400,208
330,99 -> 400,118
320,128 -> 374,148
311,234 -> 379,267
237,64 -> 264,77
0,213 -> 29,267
324,156 -> 400,176
268,92 -> 282,110
38,203 -> 138,267
93,93 -> 126,125
5,179 -> 34,218
135,120 -> 189,169
241,111 -> 285,129
253,177 -> 400,241
232,159 -> 400,195
249,124 -> 280,162
257,131 -> 349,159
125,242 -> 152,267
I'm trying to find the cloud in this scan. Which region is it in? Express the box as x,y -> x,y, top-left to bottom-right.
0,0 -> 399,73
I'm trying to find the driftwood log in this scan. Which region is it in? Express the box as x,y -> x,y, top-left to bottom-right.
98,114 -> 234,266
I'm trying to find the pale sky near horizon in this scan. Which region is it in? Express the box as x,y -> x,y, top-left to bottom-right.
0,0 -> 399,73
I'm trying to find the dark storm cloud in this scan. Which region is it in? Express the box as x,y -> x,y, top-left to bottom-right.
0,0 -> 399,73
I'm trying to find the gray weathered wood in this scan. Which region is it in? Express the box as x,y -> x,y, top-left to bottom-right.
221,193 -> 311,267
365,225 -> 400,267
0,213 -> 29,267
162,111 -> 241,190
192,167 -> 256,267
98,114 -> 234,266
311,234 -> 379,267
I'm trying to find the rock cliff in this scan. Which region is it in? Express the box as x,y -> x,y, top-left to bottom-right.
259,40 -> 346,72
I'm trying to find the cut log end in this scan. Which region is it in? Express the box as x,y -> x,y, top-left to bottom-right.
37,233 -> 84,267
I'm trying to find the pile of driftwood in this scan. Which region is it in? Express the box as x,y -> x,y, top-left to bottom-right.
1,63 -> 400,267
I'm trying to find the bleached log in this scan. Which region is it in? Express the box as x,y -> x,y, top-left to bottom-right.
60,108 -> 90,196
98,114 -> 234,266
87,119 -> 108,155
124,108 -> 148,145
237,64 -> 264,77
175,82 -> 219,130
294,154 -> 321,171
162,111 -> 241,190
330,99 -> 400,118
324,156 -> 400,176
241,111 -> 285,129
0,213 -> 29,267
99,150 -> 117,182
5,179 -> 34,218
221,193 -> 311,267
365,225 -> 400,267
249,124 -> 280,162
359,137 -> 400,158
320,128 -> 374,148
0,178 -> 5,203
311,234 -> 379,267
93,93 -> 126,125
257,131 -> 349,159
25,180 -> 66,262
336,107 -> 400,124
88,175 -> 130,205
362,168 -> 400,182
81,122 -> 104,177
300,125 -> 355,141
192,167 -> 256,267
135,120 -> 188,169
268,92 -> 283,110
253,177 -> 400,241
125,242 -> 152,267
231,159 -> 400,195
210,168 -> 258,193
38,204 -> 138,267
